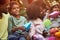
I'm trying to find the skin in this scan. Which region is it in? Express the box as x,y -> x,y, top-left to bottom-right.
10,4 -> 25,32
52,5 -> 60,12
11,4 -> 20,19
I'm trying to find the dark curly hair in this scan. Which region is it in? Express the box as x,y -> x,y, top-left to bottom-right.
26,4 -> 44,20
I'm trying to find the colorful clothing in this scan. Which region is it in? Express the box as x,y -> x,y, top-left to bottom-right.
50,17 -> 60,27
43,19 -> 51,30
29,18 -> 45,37
49,11 -> 60,27
48,36 -> 55,40
33,33 -> 46,40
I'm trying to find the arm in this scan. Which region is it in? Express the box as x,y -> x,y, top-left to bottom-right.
11,26 -> 25,32
36,24 -> 45,34
8,16 -> 13,34
8,16 -> 26,33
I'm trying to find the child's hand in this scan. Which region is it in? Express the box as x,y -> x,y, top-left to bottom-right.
11,27 -> 18,32
18,26 -> 25,31
11,26 -> 25,32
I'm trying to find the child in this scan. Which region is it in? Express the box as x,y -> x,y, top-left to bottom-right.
0,11 -> 9,40
8,1 -> 28,40
26,4 -> 45,40
49,4 -> 60,28
0,0 -> 10,40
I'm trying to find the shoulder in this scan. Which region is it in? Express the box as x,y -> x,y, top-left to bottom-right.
3,13 -> 10,17
20,16 -> 27,20
8,15 -> 13,19
8,15 -> 13,21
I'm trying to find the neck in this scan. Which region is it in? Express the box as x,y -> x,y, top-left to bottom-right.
14,15 -> 20,19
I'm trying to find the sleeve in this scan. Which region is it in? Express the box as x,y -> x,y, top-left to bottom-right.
8,16 -> 13,34
35,24 -> 45,34
22,16 -> 28,24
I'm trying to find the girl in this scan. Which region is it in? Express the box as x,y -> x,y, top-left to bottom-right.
8,1 -> 28,40
49,4 -> 60,28
26,4 -> 45,40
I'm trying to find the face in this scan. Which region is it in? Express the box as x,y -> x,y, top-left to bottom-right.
6,4 -> 10,11
11,4 -> 20,16
53,6 -> 60,11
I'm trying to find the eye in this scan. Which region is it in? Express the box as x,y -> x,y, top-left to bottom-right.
54,6 -> 59,8
17,7 -> 19,9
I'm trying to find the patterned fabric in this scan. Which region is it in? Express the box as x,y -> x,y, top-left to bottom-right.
29,18 -> 45,37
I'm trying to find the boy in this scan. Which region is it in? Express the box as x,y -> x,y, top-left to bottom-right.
8,1 -> 28,40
